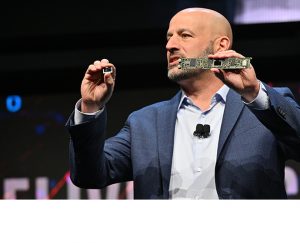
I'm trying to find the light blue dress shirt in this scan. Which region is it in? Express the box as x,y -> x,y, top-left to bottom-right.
170,85 -> 229,199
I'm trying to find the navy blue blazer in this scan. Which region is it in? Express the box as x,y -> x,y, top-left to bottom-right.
66,84 -> 300,199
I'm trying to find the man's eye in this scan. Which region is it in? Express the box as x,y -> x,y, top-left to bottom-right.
181,33 -> 191,38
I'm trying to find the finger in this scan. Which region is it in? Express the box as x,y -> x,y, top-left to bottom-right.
93,59 -> 110,69
94,60 -> 101,65
100,58 -> 109,64
209,53 -> 245,59
110,66 -> 117,80
208,50 -> 245,59
210,68 -> 221,73
85,64 -> 100,76
211,67 -> 241,77
87,61 -> 114,75
93,60 -> 104,70
211,68 -> 226,83
88,64 -> 97,72
85,60 -> 116,83
210,67 -> 235,74
212,50 -> 239,56
208,52 -> 244,59
94,59 -> 115,70
104,72 -> 115,86
102,64 -> 116,80
85,63 -> 103,83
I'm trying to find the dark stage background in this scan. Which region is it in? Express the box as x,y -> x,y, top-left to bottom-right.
1,0 -> 300,199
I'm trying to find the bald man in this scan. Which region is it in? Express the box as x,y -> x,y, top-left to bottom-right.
66,8 -> 300,199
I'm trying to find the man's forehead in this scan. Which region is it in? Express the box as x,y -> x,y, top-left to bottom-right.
169,11 -> 211,28
170,11 -> 197,22
168,13 -> 206,32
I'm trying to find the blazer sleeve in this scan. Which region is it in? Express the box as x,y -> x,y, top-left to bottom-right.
248,84 -> 300,160
65,108 -> 133,189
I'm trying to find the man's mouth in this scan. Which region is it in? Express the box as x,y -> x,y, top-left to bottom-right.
169,56 -> 182,66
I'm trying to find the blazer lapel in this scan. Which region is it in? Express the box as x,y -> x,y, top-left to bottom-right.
217,89 -> 245,159
157,91 -> 181,199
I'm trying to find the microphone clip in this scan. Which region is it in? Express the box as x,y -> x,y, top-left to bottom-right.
193,124 -> 210,138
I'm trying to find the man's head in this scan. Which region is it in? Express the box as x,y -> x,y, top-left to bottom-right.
166,8 -> 233,83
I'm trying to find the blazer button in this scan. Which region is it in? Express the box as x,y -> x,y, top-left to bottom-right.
276,107 -> 286,119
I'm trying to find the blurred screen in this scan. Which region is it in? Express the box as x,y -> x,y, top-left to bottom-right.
234,0 -> 300,24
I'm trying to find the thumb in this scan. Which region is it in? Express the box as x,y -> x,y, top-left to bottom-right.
211,68 -> 225,82
104,72 -> 114,86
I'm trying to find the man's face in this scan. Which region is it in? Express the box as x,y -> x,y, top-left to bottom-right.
166,12 -> 214,82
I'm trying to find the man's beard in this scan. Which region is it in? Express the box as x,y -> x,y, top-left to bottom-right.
167,43 -> 214,83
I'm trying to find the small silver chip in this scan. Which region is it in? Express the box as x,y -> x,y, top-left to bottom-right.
103,66 -> 113,74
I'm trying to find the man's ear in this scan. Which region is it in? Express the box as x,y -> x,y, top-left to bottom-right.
213,36 -> 231,52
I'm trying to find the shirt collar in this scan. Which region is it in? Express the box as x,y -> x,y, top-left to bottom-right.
177,84 -> 230,110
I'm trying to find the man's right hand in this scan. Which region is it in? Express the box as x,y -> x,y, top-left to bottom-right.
80,59 -> 116,113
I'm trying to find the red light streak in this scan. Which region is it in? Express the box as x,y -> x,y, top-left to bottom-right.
48,171 -> 70,199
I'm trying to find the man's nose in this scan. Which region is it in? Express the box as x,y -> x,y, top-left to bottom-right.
166,36 -> 180,51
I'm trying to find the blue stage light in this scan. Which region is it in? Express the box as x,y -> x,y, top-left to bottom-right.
6,95 -> 22,112
35,124 -> 46,135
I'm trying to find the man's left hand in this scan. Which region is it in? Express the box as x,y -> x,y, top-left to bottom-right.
209,50 -> 260,102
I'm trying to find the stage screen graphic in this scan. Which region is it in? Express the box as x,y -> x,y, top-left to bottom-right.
234,0 -> 300,24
